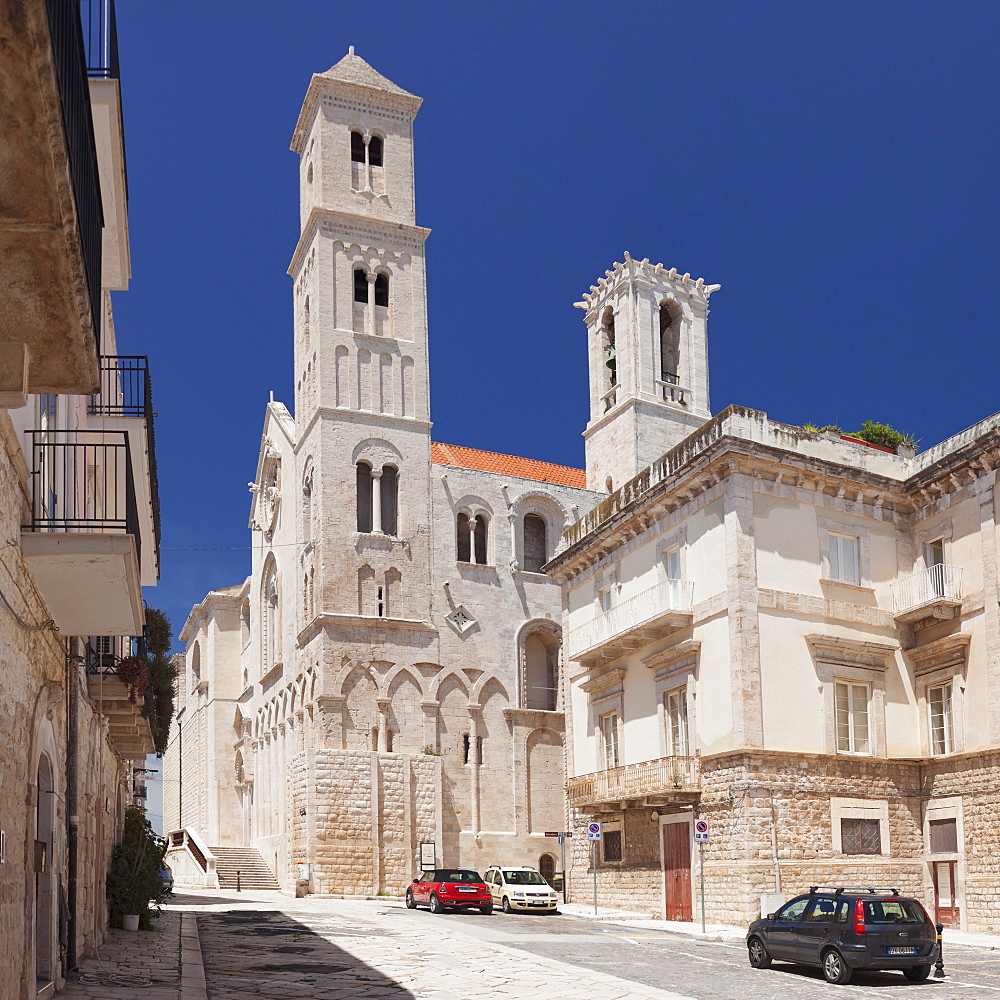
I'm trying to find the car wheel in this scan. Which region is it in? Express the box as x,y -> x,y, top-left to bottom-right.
502,896 -> 513,914
821,948 -> 852,985
903,965 -> 931,982
429,893 -> 444,914
747,936 -> 772,969
404,890 -> 416,909
480,904 -> 493,915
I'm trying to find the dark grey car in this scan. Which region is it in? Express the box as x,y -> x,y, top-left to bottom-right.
746,887 -> 937,984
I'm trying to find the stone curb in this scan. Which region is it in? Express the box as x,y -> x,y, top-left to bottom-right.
179,912 -> 208,1000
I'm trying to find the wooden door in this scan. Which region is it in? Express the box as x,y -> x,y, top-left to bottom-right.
662,822 -> 692,921
933,861 -> 959,927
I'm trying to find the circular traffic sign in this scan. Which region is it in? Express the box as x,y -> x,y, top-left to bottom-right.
588,822 -> 601,834
695,820 -> 708,834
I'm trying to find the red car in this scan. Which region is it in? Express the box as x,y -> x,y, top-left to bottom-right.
405,868 -> 493,914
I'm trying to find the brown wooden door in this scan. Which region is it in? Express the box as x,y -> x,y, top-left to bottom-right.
933,861 -> 959,927
662,822 -> 692,921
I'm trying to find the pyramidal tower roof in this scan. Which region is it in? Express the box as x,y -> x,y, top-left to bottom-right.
318,47 -> 416,99
291,47 -> 422,153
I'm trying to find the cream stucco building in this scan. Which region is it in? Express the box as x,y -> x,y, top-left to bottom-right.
163,52 -> 604,894
547,255 -> 1000,933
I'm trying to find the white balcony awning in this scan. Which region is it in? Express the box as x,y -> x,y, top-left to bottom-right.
21,532 -> 143,635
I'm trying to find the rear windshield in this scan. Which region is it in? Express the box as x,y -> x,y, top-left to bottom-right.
434,870 -> 482,883
503,870 -> 547,885
863,899 -> 926,924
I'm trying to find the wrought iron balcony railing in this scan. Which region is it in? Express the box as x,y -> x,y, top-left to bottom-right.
891,564 -> 963,621
45,0 -> 104,348
84,634 -> 145,676
22,429 -> 141,568
568,578 -> 694,660
81,0 -> 119,79
567,755 -> 700,808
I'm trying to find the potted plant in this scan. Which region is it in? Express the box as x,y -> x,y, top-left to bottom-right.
107,806 -> 169,930
117,655 -> 148,704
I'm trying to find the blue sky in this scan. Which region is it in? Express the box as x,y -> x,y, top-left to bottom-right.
114,0 -> 999,653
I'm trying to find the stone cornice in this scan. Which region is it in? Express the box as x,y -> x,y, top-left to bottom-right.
905,631 -> 971,672
641,639 -> 701,675
805,633 -> 897,670
288,207 -> 431,276
580,667 -> 627,697
296,612 -> 437,646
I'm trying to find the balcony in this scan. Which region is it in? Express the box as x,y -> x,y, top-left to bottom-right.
892,565 -> 963,625
85,637 -> 154,759
88,356 -> 161,580
0,0 -> 104,405
568,579 -> 694,668
656,372 -> 688,405
567,755 -> 701,810
21,429 -> 144,635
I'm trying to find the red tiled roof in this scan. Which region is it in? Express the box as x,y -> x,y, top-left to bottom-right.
431,442 -> 587,489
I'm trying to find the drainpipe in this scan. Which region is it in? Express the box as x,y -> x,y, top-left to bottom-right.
65,639 -> 80,972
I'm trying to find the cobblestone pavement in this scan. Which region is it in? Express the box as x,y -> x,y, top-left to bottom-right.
54,890 -> 1000,999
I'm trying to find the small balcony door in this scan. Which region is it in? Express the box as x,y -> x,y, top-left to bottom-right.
933,860 -> 959,927
662,821 -> 692,921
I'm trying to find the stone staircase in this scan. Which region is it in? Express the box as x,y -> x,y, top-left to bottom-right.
210,846 -> 280,890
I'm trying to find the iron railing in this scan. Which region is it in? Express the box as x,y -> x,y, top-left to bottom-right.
568,579 -> 694,658
892,565 -> 963,616
80,0 -> 119,79
88,356 -> 161,560
22,429 -> 141,569
566,755 -> 700,807
84,634 -> 145,676
45,0 -> 104,351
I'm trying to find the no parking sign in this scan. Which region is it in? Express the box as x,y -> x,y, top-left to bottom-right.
694,819 -> 709,842
588,821 -> 601,841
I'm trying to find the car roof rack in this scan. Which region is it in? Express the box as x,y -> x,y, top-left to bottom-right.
809,886 -> 899,896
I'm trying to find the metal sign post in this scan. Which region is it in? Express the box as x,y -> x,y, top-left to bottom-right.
546,831 -> 573,904
694,819 -> 709,934
587,822 -> 601,916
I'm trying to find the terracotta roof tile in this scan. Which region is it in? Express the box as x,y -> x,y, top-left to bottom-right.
431,442 -> 586,489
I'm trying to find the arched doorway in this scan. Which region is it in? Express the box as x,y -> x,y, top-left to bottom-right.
35,754 -> 56,982
538,853 -> 556,885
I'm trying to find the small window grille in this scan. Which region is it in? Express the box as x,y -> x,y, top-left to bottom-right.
841,818 -> 881,855
603,829 -> 623,862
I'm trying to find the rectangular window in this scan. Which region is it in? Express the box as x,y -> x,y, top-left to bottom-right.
599,586 -> 614,614
829,532 -> 860,585
664,546 -> 681,581
929,818 -> 958,853
835,682 -> 870,754
841,818 -> 881,855
601,713 -> 619,769
929,684 -> 954,755
665,688 -> 689,756
603,829 -> 623,862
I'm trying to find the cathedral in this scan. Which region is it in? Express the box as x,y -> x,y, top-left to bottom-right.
162,50 -> 715,894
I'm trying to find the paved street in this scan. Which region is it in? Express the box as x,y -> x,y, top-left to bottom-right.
57,890 -> 1000,999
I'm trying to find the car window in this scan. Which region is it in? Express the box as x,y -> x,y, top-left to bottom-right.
804,898 -> 837,922
434,869 -> 483,883
836,900 -> 848,922
863,899 -> 926,924
502,870 -> 547,885
775,898 -> 809,922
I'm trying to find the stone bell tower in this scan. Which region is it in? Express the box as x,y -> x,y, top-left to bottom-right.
287,49 -> 433,622
576,254 -> 719,492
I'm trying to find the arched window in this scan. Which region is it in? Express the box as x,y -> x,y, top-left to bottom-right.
380,465 -> 398,536
474,514 -> 488,565
374,272 -> 389,308
302,468 -> 313,542
522,514 -> 547,573
523,629 -> 559,711
190,641 -> 201,680
601,306 -> 617,409
356,462 -> 373,532
240,599 -> 251,650
263,567 -> 279,673
456,513 -> 471,562
659,300 -> 680,388
350,130 -> 365,162
353,268 -> 369,303
368,134 -> 383,167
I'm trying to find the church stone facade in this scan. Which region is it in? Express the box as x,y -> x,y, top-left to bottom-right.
163,52 -> 605,894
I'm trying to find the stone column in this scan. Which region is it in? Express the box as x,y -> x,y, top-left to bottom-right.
377,698 -> 391,752
468,515 -> 478,563
372,468 -> 383,534
366,272 -> 377,339
468,703 -> 482,835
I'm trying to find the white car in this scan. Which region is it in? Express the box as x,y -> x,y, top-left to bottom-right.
484,866 -> 559,913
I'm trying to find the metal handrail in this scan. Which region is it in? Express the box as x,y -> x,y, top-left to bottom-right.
81,0 -> 119,79
892,564 -> 963,615
89,356 -> 150,418
23,429 -> 141,570
569,578 -> 694,657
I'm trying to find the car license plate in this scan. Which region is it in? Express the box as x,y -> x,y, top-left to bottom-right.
458,887 -> 476,892
887,947 -> 917,955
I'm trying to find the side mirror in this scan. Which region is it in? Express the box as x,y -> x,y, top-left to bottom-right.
766,913 -> 776,920
411,877 -> 419,884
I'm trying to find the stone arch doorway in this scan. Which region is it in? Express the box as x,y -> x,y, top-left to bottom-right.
35,753 -> 56,982
538,853 -> 556,885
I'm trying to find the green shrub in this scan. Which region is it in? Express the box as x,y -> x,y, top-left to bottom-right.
849,420 -> 917,451
106,806 -> 169,923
